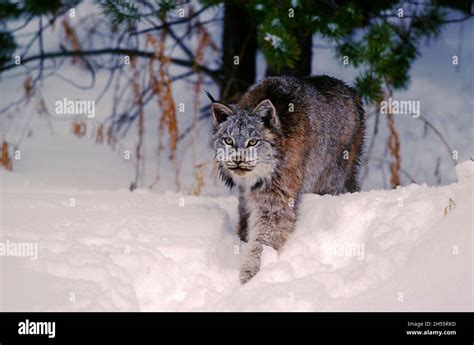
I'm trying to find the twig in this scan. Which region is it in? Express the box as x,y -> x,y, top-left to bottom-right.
129,6 -> 210,36
417,116 -> 455,164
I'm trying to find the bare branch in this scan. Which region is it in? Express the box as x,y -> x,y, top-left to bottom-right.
0,48 -> 222,82
129,6 -> 210,36
417,116 -> 456,164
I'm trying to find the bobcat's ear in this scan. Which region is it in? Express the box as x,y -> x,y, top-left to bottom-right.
253,99 -> 280,129
211,103 -> 233,125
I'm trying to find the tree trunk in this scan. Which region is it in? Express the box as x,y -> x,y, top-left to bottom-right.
220,3 -> 257,102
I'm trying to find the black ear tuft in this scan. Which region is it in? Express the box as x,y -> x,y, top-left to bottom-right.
203,89 -> 216,103
204,90 -> 233,125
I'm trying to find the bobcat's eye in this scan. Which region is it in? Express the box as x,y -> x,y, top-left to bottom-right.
223,137 -> 234,146
247,139 -> 258,147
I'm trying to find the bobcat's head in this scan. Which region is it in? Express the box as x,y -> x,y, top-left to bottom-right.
211,97 -> 281,189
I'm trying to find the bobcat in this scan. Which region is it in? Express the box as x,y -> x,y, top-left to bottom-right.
209,75 -> 365,284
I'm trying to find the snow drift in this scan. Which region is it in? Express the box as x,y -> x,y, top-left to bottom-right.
1,160 -> 472,311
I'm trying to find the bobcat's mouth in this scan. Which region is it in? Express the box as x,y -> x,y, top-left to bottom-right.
229,166 -> 254,176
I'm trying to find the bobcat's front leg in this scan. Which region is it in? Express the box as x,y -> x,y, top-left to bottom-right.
237,188 -> 250,242
239,190 -> 297,284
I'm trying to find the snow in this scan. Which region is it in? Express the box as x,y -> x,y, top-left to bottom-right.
264,34 -> 284,50
0,3 -> 472,312
1,154 -> 472,311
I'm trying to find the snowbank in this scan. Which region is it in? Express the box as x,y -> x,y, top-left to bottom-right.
1,161 -> 472,311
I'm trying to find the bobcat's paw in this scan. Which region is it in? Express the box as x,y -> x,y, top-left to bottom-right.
239,261 -> 260,284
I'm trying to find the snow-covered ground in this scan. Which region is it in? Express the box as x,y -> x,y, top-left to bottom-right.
1,130 -> 472,310
0,3 -> 472,312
